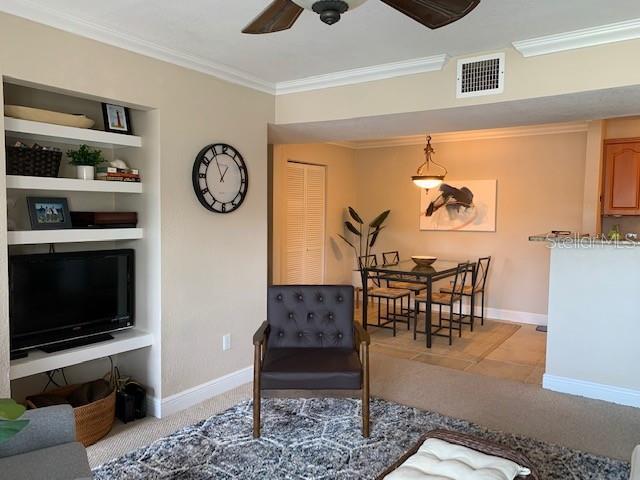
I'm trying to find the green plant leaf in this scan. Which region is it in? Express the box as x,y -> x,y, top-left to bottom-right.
0,399 -> 25,420
0,419 -> 29,443
369,230 -> 380,248
66,144 -> 105,167
367,226 -> 385,236
348,207 -> 363,224
344,221 -> 361,236
369,210 -> 390,229
337,234 -> 355,249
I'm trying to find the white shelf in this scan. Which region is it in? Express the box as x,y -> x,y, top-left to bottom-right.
10,329 -> 153,380
4,117 -> 142,149
6,175 -> 143,193
8,228 -> 143,245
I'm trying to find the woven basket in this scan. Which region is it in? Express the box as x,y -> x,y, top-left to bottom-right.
6,146 -> 62,177
26,384 -> 115,447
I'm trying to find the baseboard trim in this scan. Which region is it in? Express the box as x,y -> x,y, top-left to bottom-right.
543,374 -> 640,408
158,366 -> 253,418
422,301 -> 547,326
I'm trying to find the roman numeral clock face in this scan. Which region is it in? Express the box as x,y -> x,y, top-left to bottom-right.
192,143 -> 248,214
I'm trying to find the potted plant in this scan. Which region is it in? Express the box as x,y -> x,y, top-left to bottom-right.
67,144 -> 104,180
338,207 -> 390,288
0,398 -> 29,444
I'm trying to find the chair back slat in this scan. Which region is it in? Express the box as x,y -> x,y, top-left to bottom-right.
358,254 -> 380,287
474,256 -> 491,292
382,251 -> 400,266
451,261 -> 471,297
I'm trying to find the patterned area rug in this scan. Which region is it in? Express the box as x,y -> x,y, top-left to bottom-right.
94,398 -> 630,479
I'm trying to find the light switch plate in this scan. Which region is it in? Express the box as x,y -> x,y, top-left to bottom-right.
223,334 -> 231,351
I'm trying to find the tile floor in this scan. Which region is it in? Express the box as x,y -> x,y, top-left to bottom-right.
356,305 -> 546,384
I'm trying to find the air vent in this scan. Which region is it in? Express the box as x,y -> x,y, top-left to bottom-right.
456,53 -> 505,98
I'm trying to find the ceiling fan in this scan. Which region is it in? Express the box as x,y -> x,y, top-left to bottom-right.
242,0 -> 480,34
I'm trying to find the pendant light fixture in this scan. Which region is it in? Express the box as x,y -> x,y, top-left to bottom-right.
412,134 -> 447,189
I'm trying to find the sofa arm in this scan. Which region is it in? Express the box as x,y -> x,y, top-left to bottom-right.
631,445 -> 640,480
0,405 -> 76,459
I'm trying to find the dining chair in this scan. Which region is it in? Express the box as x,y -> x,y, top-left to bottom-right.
440,256 -> 491,330
383,250 -> 427,295
359,255 -> 412,335
414,262 -> 470,346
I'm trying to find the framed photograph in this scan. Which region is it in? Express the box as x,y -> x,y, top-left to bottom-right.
102,103 -> 133,135
420,179 -> 497,232
27,197 -> 72,230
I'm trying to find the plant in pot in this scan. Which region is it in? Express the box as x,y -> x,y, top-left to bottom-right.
338,207 -> 390,288
0,398 -> 29,444
67,144 -> 104,180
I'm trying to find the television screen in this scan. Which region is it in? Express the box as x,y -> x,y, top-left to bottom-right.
9,249 -> 134,352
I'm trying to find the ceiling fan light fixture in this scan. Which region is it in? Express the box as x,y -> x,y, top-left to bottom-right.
412,135 -> 448,190
292,0 -> 367,25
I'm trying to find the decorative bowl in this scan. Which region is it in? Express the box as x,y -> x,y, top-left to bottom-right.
411,256 -> 437,266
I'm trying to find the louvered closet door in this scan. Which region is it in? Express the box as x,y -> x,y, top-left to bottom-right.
285,162 -> 326,284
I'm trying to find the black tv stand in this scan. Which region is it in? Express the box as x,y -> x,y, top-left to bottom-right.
40,333 -> 115,353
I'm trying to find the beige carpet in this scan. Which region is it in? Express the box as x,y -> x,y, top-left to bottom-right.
88,352 -> 640,468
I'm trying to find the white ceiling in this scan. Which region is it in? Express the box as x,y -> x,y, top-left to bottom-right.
4,0 -> 640,84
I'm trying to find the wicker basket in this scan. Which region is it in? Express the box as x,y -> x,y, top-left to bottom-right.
26,384 -> 116,447
6,146 -> 62,177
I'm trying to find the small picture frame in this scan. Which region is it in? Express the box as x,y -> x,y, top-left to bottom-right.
102,103 -> 133,135
27,197 -> 72,230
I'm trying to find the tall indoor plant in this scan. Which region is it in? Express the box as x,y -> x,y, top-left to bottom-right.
67,144 -> 104,180
338,207 -> 390,287
0,398 -> 29,444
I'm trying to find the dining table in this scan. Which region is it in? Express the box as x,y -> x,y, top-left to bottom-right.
361,258 -> 477,348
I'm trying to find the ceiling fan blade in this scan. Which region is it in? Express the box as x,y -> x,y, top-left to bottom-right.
379,0 -> 480,29
242,0 -> 304,34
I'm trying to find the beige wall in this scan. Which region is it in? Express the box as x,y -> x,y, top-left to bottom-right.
355,133 -> 586,316
276,41 -> 640,125
272,132 -> 587,316
272,144 -> 358,285
0,13 -> 274,398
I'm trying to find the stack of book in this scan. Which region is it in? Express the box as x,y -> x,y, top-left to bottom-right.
96,166 -> 141,183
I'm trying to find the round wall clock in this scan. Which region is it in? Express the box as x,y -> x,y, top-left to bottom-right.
192,143 -> 248,214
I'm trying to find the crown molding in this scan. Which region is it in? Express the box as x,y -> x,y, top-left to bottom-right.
513,18 -> 640,57
0,0 -> 276,94
333,122 -> 589,149
274,54 -> 449,95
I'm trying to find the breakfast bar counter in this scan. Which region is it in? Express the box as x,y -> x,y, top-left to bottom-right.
530,234 -> 640,408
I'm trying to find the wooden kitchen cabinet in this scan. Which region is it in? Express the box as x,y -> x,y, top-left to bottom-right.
602,139 -> 640,215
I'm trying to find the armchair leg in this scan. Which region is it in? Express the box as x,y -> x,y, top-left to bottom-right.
362,346 -> 370,438
253,345 -> 261,438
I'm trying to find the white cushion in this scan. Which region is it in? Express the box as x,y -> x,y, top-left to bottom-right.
385,438 -> 531,480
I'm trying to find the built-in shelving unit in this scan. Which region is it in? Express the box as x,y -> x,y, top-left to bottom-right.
6,175 -> 143,193
4,117 -> 142,149
2,80 -> 160,416
10,329 -> 154,380
7,228 -> 144,245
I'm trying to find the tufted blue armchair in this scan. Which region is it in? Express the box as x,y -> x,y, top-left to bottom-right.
253,285 -> 371,437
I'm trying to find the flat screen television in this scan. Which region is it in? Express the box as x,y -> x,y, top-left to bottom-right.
9,249 -> 135,353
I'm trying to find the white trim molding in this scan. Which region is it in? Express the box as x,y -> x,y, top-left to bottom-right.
158,366 -> 252,418
334,122 -> 589,149
275,54 -> 449,95
0,0 -> 275,94
543,374 -> 640,409
0,0 -> 447,96
419,302 -> 547,326
513,18 -> 640,57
